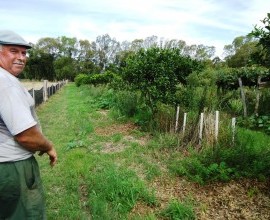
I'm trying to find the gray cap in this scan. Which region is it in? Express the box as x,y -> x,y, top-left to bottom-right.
0,30 -> 32,49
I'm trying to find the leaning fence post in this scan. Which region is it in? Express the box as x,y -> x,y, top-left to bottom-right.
215,111 -> 219,142
175,105 -> 180,132
232,117 -> 236,144
199,113 -> 204,145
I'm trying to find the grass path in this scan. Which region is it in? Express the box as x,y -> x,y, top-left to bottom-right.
36,83 -> 270,220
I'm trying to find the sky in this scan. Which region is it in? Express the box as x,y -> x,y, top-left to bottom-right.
1,0 -> 269,57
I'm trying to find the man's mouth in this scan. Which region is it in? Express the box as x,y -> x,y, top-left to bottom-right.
14,62 -> 24,66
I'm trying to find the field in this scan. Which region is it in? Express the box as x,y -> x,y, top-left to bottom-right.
36,83 -> 270,219
20,80 -> 59,90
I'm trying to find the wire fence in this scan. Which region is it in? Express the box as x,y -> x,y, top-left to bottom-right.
26,80 -> 68,107
154,106 -> 238,148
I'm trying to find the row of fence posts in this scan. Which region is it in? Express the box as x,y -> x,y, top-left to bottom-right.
175,106 -> 237,144
29,80 -> 68,106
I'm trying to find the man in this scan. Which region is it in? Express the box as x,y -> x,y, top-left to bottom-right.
0,30 -> 57,219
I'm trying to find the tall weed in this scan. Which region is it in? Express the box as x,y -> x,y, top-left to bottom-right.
169,128 -> 270,184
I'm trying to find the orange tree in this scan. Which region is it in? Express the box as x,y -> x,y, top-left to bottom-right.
121,47 -> 203,113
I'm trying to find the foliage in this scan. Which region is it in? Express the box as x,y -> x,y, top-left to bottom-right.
159,199 -> 195,220
54,56 -> 77,80
37,83 -> 270,219
74,71 -> 116,86
122,47 -> 203,112
238,114 -> 270,134
249,13 -> 270,67
223,35 -> 261,68
216,66 -> 270,90
110,90 -> 139,118
74,74 -> 90,86
169,128 -> 270,184
24,52 -> 55,80
88,164 -> 156,218
88,71 -> 115,86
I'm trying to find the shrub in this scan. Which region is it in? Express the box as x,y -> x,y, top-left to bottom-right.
74,73 -> 91,86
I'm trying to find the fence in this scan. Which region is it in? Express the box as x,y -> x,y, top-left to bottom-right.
27,80 -> 68,107
174,109 -> 237,146
154,105 -> 238,147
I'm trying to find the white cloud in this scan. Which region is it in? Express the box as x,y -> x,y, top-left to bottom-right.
0,0 -> 269,57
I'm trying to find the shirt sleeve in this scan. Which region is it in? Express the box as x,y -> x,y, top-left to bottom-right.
0,86 -> 37,135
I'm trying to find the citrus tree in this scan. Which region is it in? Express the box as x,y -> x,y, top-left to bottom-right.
122,47 -> 203,112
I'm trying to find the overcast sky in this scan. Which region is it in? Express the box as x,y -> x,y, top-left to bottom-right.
1,0 -> 269,57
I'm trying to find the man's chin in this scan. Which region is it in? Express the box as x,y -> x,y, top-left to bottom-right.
11,69 -> 23,76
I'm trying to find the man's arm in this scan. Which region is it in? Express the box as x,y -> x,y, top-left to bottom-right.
14,125 -> 57,166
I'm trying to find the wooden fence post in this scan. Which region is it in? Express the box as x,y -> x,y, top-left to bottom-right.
232,117 -> 236,144
183,113 -> 187,135
175,105 -> 180,132
43,80 -> 48,102
238,77 -> 247,117
215,111 -> 219,142
199,113 -> 204,145
32,88 -> 35,106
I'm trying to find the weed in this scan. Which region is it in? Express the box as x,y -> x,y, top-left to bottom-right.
159,199 -> 195,220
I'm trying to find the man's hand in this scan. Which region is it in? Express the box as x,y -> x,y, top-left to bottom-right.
38,146 -> 57,167
15,125 -> 58,166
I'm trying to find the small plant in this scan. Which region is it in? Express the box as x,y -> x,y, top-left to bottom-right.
65,140 -> 85,150
159,199 -> 195,220
238,114 -> 270,134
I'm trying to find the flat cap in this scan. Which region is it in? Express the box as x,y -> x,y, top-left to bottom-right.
0,30 -> 32,49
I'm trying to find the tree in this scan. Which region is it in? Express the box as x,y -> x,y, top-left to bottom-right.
35,37 -> 61,58
25,52 -> 55,80
93,34 -> 120,71
224,35 -> 260,67
54,56 -> 76,80
249,13 -> 270,67
77,39 -> 97,74
122,47 -> 202,112
58,36 -> 78,58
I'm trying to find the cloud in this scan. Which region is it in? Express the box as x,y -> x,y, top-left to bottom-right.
0,0 -> 268,57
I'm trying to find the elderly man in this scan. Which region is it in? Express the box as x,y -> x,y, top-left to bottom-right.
0,30 -> 57,219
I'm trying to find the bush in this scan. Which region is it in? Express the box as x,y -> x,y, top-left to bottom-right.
169,128 -> 270,184
74,71 -> 116,87
111,90 -> 139,118
74,73 -> 91,86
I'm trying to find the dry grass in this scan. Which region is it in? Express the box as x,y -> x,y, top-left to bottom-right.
20,80 -> 59,90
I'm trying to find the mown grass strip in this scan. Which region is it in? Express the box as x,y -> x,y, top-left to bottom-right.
37,84 -> 162,220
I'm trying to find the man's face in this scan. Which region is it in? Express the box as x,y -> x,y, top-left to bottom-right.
0,45 -> 27,76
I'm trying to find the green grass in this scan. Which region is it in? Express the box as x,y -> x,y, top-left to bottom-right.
37,84 -> 162,219
36,83 -> 269,219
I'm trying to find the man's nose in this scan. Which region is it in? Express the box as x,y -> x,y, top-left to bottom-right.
17,53 -> 26,60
